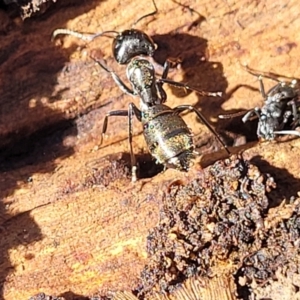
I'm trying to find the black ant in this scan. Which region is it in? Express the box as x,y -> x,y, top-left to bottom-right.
53,1 -> 229,180
219,65 -> 300,141
95,57 -> 229,181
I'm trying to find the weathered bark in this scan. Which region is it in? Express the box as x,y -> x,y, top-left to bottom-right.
1,0 -> 300,299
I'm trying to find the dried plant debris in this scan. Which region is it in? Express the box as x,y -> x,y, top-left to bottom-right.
136,155 -> 300,299
29,293 -> 108,300
112,275 -> 235,300
249,269 -> 300,300
28,156 -> 300,299
28,293 -> 65,300
3,0 -> 55,19
243,198 -> 300,300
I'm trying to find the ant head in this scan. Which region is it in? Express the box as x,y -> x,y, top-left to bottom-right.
257,114 -> 278,140
112,29 -> 156,64
267,83 -> 298,102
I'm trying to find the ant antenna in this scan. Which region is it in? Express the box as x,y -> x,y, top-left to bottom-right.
52,29 -> 119,42
93,58 -> 111,74
240,63 -> 297,83
131,0 -> 158,28
171,0 -> 201,17
218,111 -> 248,119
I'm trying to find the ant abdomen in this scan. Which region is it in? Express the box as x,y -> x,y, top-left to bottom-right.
142,104 -> 194,171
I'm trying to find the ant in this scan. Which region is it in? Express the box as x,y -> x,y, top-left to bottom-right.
95,57 -> 230,181
219,65 -> 300,141
53,1 -> 229,180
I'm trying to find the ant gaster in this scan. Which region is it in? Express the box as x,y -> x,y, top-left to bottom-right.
219,65 -> 300,141
96,57 -> 230,181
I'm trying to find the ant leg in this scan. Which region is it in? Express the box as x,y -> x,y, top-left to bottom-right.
287,99 -> 300,128
290,100 -> 298,119
242,108 -> 261,123
155,60 -> 170,102
158,78 -> 222,97
173,105 -> 230,154
280,110 -> 292,129
131,0 -> 158,28
155,58 -> 183,102
258,76 -> 267,98
161,57 -> 182,79
155,59 -> 182,103
93,58 -> 136,96
161,61 -> 170,80
128,103 -> 142,182
273,130 -> 300,137
218,110 -> 250,120
100,110 -> 128,146
100,104 -> 142,182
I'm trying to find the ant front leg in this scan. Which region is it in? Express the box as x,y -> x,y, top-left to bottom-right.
155,60 -> 171,103
93,58 -> 136,96
131,0 -> 158,28
242,107 -> 261,123
173,105 -> 230,154
161,58 -> 181,79
156,58 -> 182,102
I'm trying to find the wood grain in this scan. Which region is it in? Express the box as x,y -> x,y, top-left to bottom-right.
0,0 -> 300,299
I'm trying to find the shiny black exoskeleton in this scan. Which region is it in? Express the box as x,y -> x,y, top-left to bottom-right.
52,1 -> 157,65
112,29 -> 155,64
219,66 -> 300,141
97,58 -> 229,181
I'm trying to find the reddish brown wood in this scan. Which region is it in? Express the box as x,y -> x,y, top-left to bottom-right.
1,0 -> 300,299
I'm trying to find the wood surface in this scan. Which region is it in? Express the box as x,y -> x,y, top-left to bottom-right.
0,0 -> 300,299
